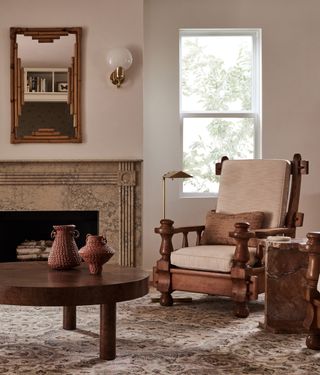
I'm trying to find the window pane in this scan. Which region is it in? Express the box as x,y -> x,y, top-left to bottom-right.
181,35 -> 253,112
183,117 -> 254,193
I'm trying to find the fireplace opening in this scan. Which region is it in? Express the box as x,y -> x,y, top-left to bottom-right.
0,210 -> 99,262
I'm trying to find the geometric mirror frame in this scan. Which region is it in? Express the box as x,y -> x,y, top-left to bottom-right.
10,27 -> 82,143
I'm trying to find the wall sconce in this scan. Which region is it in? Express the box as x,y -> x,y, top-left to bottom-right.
162,171 -> 192,219
106,48 -> 133,88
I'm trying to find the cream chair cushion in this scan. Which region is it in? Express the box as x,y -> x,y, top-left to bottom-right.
170,245 -> 257,273
216,159 -> 291,228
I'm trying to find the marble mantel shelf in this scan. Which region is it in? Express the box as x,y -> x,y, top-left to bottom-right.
0,159 -> 143,163
0,160 -> 142,267
0,160 -> 140,185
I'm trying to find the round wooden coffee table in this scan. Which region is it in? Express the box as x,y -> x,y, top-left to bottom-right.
0,261 -> 149,360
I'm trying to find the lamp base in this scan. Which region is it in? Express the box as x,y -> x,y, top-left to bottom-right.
150,296 -> 193,303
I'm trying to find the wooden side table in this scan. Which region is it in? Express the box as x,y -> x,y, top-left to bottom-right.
262,238 -> 308,333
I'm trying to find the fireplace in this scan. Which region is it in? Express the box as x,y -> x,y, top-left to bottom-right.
0,210 -> 98,262
0,160 -> 142,266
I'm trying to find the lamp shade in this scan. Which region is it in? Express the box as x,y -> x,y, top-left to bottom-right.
106,48 -> 133,71
163,171 -> 193,179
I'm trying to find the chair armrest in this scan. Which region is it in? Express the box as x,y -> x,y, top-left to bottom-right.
155,221 -> 205,248
229,222 -> 255,267
254,227 -> 295,238
155,224 -> 205,235
154,219 -> 205,281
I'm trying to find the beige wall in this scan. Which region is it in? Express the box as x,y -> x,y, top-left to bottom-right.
0,0 -> 143,159
143,0 -> 320,271
1,0 -> 320,274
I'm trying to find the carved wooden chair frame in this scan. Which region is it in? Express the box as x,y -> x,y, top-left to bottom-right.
301,232 -> 320,349
153,154 -> 309,317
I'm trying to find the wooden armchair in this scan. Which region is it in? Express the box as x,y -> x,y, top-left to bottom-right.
301,232 -> 320,349
153,154 -> 309,317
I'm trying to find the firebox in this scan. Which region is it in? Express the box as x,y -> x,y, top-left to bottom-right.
0,210 -> 98,262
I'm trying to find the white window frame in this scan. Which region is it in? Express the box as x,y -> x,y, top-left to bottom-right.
179,28 -> 262,198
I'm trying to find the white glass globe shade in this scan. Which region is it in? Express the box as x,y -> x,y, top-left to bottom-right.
106,48 -> 133,70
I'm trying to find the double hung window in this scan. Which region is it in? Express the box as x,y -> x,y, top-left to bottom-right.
180,29 -> 261,195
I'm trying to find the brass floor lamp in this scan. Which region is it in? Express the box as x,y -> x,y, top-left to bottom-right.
162,170 -> 192,219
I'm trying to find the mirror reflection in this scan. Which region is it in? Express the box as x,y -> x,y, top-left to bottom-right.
10,27 -> 82,143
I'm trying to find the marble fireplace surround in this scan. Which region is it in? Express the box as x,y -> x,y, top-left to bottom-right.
0,160 -> 142,267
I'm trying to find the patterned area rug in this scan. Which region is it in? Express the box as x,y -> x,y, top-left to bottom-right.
0,289 -> 320,375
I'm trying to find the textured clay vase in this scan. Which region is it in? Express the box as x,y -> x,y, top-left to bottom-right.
48,224 -> 82,270
79,235 -> 115,275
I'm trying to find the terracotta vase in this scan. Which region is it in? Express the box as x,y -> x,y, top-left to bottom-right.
48,225 -> 82,270
79,235 -> 115,275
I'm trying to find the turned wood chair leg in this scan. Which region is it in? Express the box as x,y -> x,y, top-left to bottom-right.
233,301 -> 249,318
303,232 -> 320,349
306,331 -> 320,350
160,292 -> 173,306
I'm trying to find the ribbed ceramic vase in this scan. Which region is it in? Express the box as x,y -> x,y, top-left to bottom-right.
48,224 -> 82,270
79,235 -> 115,275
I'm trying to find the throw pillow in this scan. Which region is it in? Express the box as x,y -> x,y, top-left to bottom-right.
201,211 -> 265,247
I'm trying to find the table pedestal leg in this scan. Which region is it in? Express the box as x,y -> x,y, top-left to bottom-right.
100,303 -> 116,360
63,306 -> 77,330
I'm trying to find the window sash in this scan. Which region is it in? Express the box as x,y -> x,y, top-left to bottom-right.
179,28 -> 261,115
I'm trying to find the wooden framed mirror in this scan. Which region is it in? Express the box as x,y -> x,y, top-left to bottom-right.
10,27 -> 82,143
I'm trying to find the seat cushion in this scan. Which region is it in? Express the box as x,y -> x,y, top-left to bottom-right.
200,211 -> 264,247
216,159 -> 291,228
171,245 -> 257,273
